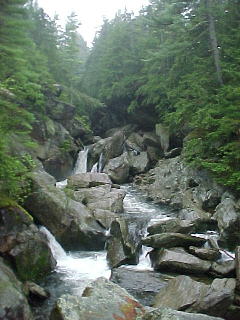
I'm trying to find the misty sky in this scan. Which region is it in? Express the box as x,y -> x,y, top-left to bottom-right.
37,0 -> 149,45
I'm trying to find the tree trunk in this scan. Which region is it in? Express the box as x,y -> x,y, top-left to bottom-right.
205,0 -> 224,86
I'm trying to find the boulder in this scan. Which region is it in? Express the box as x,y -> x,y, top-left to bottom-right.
211,260 -> 236,277
142,233 -> 206,249
92,209 -> 117,229
128,152 -> 150,175
147,218 -> 195,235
143,307 -> 224,320
0,257 -> 32,319
68,172 -> 112,189
73,185 -> 126,213
188,247 -> 221,261
146,146 -> 162,163
24,281 -> 49,303
164,147 -> 182,159
24,171 -> 106,250
104,153 -> 130,184
142,131 -> 161,148
50,277 -> 145,320
154,275 -> 236,318
214,195 -> 240,245
0,201 -> 56,282
150,247 -> 211,275
125,132 -> 145,152
88,131 -> 126,169
106,218 -> 140,268
111,268 -> 168,306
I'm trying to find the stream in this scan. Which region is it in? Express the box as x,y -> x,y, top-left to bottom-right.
33,182 -> 236,320
34,183 -> 174,319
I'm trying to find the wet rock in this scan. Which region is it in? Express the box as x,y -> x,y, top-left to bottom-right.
150,247 -> 211,275
188,247 -> 221,261
211,260 -> 236,277
143,307 -> 224,320
0,202 -> 56,282
68,172 -> 112,189
24,281 -> 49,302
106,218 -> 141,268
214,195 -> 240,245
0,257 -> 32,320
111,268 -> 169,306
142,233 -> 206,249
73,185 -> 126,213
147,218 -> 195,235
128,152 -> 150,175
50,277 -> 145,320
236,246 -> 240,291
154,275 -> 236,318
88,130 -> 126,169
104,153 -> 130,184
92,209 -> 117,229
25,175 -> 106,250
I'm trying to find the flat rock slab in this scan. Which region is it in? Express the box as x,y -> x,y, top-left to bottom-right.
50,277 -> 145,320
150,247 -> 211,274
111,268 -> 169,306
147,218 -> 195,235
188,246 -> 221,261
142,233 -> 206,249
154,275 -> 236,318
68,172 -> 112,189
143,307 -> 224,320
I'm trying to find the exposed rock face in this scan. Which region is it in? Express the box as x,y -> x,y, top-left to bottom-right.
134,156 -> 240,243
147,218 -> 195,235
25,169 -> 106,250
142,233 -> 206,249
236,247 -> 240,291
155,123 -> 170,152
153,275 -> 236,318
143,307 -> 224,320
150,247 -> 211,275
106,218 -> 140,268
50,277 -> 145,320
0,202 -> 56,282
110,268 -> 168,306
0,257 -> 33,320
67,172 -> 112,189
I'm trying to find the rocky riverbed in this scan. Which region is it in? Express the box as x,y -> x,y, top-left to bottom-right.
1,122 -> 240,320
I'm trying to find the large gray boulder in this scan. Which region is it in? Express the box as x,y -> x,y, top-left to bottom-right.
142,233 -> 206,249
67,172 -> 112,189
150,247 -> 211,275
24,169 -> 106,250
214,194 -> 240,245
188,246 -> 221,261
50,277 -> 145,320
73,185 -> 126,214
155,123 -> 170,152
143,307 -> 224,320
147,218 -> 195,235
154,275 -> 236,318
0,257 -> 32,320
0,201 -> 56,282
128,152 -> 150,175
210,260 -> 236,277
104,153 -> 130,184
106,218 -> 140,268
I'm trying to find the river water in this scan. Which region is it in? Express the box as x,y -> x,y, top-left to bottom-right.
34,184 -> 174,319
34,183 -> 234,319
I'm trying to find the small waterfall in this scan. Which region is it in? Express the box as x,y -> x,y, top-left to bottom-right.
74,146 -> 89,174
90,152 -> 104,173
91,162 -> 98,173
40,226 -> 67,260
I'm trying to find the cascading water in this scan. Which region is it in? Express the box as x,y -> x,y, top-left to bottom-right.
74,146 -> 89,174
